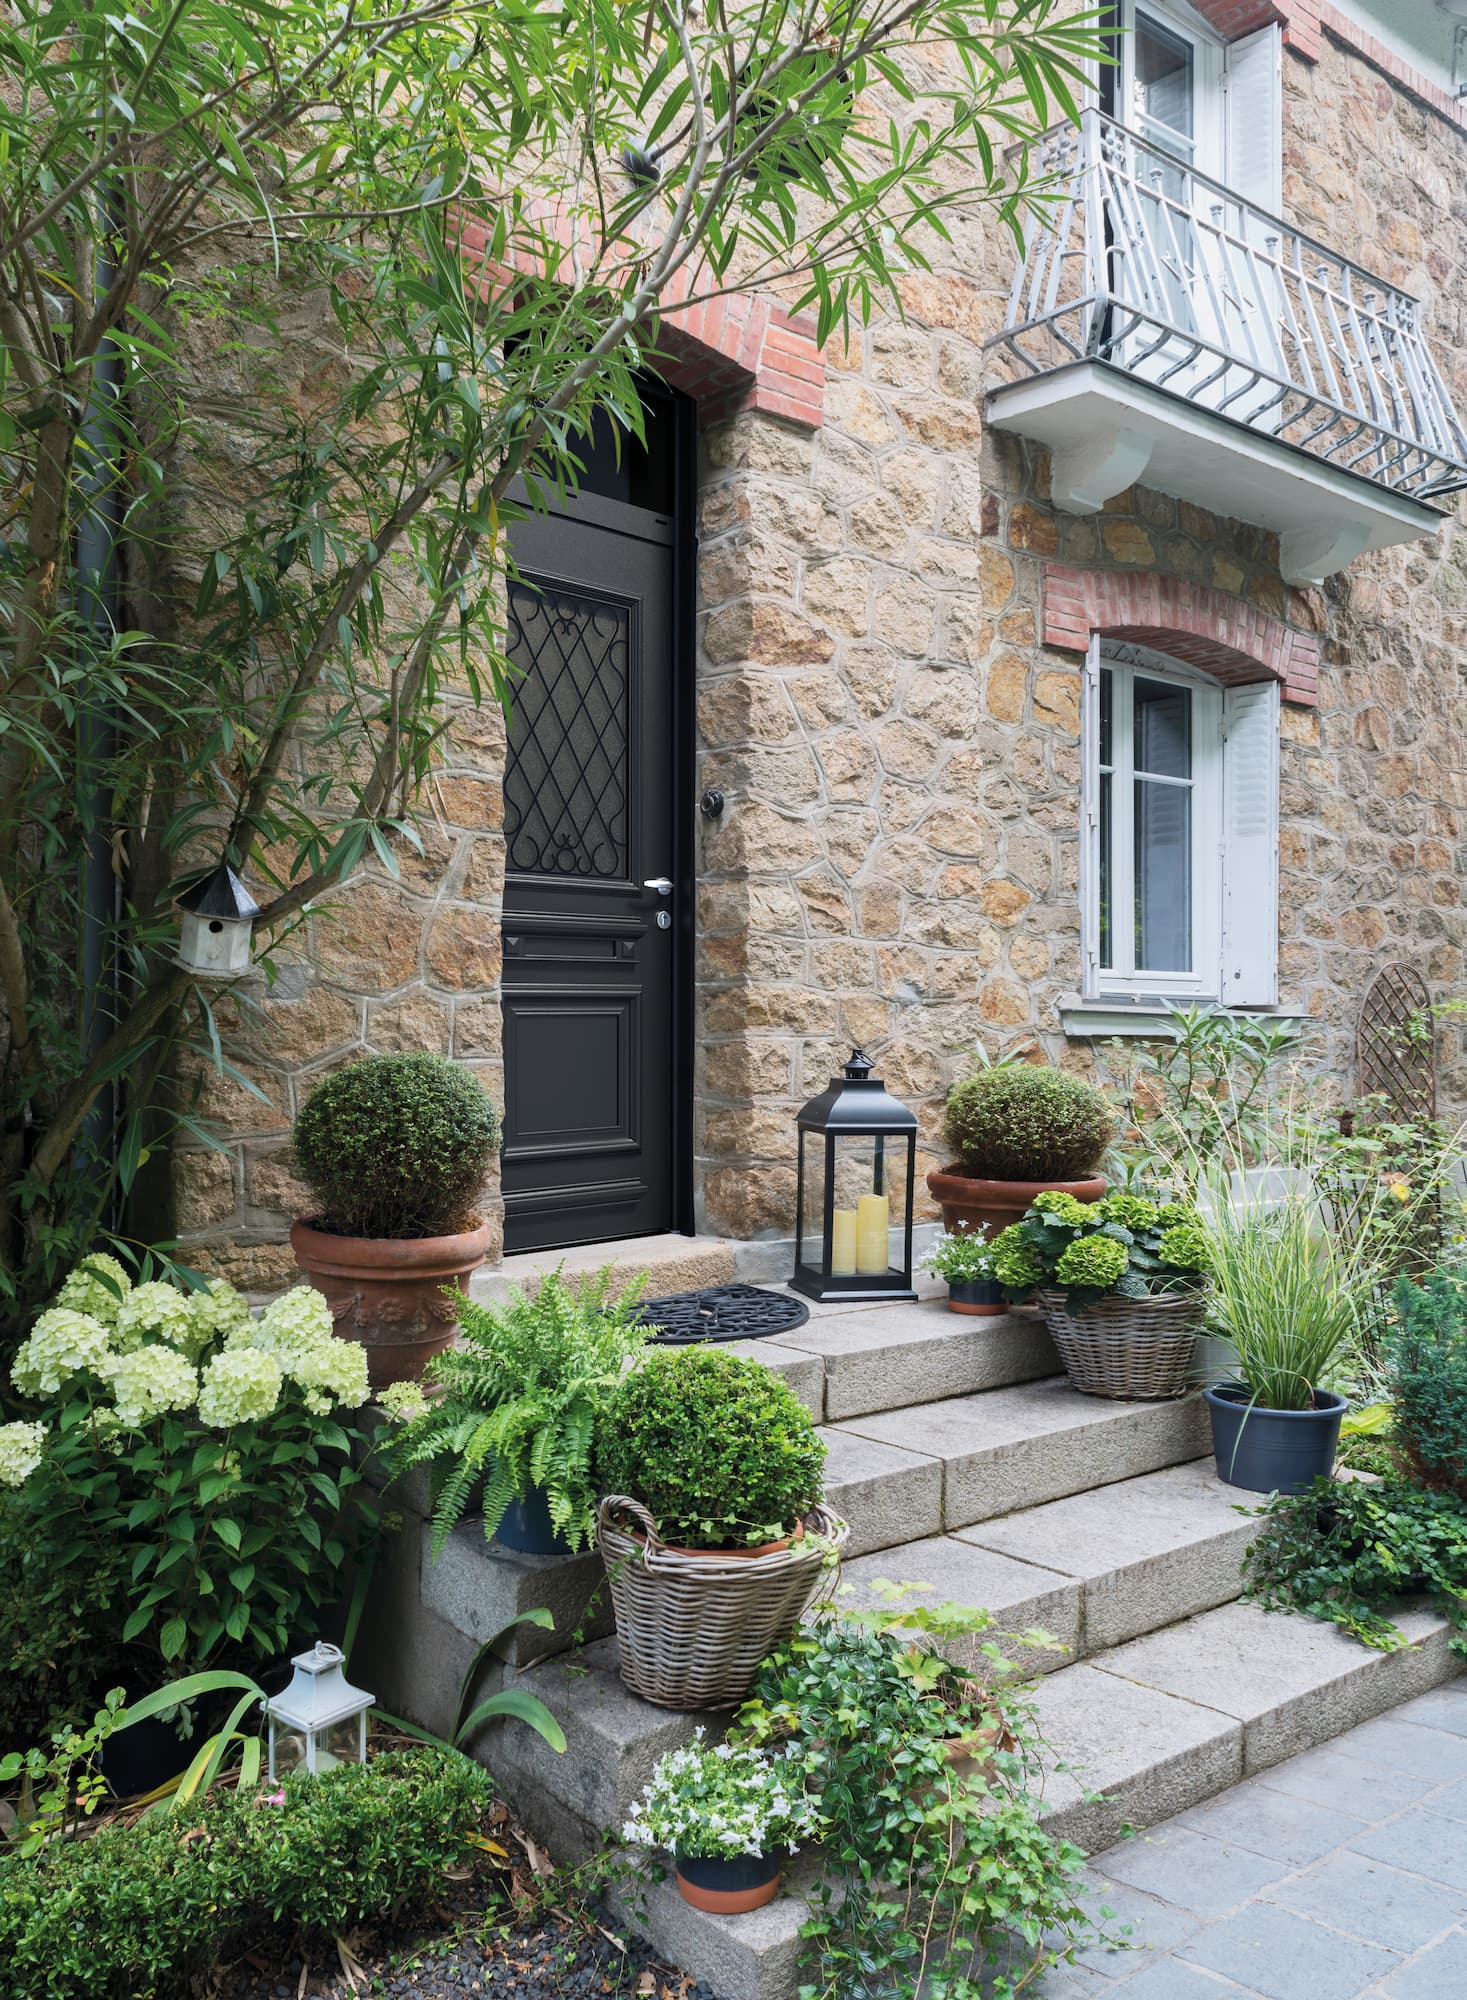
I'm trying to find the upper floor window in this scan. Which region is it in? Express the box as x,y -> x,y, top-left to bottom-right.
1082,644 -> 1280,1007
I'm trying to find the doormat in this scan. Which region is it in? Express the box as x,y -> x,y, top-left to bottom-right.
635,1282 -> 811,1345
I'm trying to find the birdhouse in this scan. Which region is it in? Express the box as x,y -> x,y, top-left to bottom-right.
265,1641 -> 374,1778
175,862 -> 259,977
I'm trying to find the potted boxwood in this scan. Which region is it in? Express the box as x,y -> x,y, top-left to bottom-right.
1199,1189 -> 1362,1493
622,1728 -> 823,1914
921,1226 -> 1005,1316
595,1349 -> 847,1709
992,1191 -> 1210,1400
383,1266 -> 648,1557
927,1063 -> 1113,1243
290,1053 -> 500,1387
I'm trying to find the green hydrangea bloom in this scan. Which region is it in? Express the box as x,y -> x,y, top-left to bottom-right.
1158,1223 -> 1209,1273
115,1280 -> 195,1355
1054,1234 -> 1129,1289
0,1419 -> 47,1488
1031,1191 -> 1103,1226
56,1253 -> 132,1328
12,1308 -> 114,1396
187,1278 -> 252,1354
196,1347 -> 283,1427
1100,1193 -> 1158,1230
1156,1202 -> 1194,1229
106,1345 -> 198,1426
991,1225 -> 1046,1291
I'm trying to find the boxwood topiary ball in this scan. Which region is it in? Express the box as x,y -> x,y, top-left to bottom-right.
596,1347 -> 826,1550
943,1066 -> 1114,1182
293,1053 -> 500,1239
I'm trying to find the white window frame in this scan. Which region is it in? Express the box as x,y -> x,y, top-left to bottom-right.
1081,640 -> 1224,1002
1116,0 -> 1226,180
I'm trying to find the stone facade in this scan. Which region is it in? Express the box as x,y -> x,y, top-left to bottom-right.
178,14 -> 1467,1276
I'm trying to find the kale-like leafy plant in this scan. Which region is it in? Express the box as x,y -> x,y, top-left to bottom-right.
1242,1475 -> 1467,1656
991,1191 -> 1208,1313
385,1267 -> 647,1554
943,1067 -> 1115,1182
1387,1263 -> 1467,1500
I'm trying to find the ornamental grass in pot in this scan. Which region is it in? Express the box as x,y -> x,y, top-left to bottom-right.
928,1063 -> 1114,1243
622,1729 -> 823,1914
595,1349 -> 847,1709
290,1054 -> 501,1387
993,1191 -> 1210,1400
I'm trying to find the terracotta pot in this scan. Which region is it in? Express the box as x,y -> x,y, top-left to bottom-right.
290,1216 -> 494,1389
941,1715 -> 1015,1777
639,1521 -> 802,1561
926,1167 -> 1107,1243
674,1850 -> 781,1914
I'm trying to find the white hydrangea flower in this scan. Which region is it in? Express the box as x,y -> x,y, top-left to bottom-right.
377,1379 -> 429,1423
115,1280 -> 195,1355
184,1278 -> 252,1357
252,1285 -> 335,1362
0,1420 -> 47,1487
106,1345 -> 198,1427
11,1308 -> 114,1397
56,1253 -> 132,1328
287,1335 -> 371,1415
196,1347 -> 283,1428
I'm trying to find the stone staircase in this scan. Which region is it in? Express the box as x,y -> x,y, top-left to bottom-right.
359,1248 -> 1462,2000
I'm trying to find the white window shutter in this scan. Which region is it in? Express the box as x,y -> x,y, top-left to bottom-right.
1221,680 -> 1280,1007
1080,642 -> 1102,997
1224,25 -> 1283,216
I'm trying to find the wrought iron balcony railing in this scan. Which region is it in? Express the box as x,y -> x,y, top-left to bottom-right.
988,109 -> 1467,504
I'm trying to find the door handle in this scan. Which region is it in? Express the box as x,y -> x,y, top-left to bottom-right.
643,877 -> 674,896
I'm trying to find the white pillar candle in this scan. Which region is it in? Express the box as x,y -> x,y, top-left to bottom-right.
855,1192 -> 890,1274
831,1207 -> 858,1275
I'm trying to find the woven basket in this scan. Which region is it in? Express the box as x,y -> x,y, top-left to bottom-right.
597,1496 -> 849,1710
1037,1289 -> 1204,1401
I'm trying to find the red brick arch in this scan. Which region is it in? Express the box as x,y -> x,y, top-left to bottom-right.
1042,563 -> 1320,706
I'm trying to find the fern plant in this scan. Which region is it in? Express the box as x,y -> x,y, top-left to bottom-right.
386,1269 -> 648,1555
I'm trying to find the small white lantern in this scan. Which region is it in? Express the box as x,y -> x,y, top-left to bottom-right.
265,1642 -> 374,1778
175,861 -> 259,977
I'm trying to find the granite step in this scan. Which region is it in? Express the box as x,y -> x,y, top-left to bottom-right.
769,1300 -> 1058,1420
471,1231 -> 735,1304
828,1375 -> 1212,1533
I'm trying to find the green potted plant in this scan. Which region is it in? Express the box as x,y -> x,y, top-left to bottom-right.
383,1267 -> 647,1557
921,1226 -> 1005,1316
927,1063 -> 1114,1243
991,1192 -> 1209,1400
290,1053 -> 501,1386
595,1348 -> 847,1708
621,1728 -> 823,1914
1384,1261 -> 1467,1500
1198,1189 -> 1363,1492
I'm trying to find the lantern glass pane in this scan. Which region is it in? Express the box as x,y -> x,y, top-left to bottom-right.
799,1128 -> 827,1261
273,1724 -> 310,1775
320,1715 -> 366,1770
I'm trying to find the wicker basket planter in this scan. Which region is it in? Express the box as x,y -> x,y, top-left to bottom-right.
1036,1289 -> 1205,1401
597,1496 -> 850,1709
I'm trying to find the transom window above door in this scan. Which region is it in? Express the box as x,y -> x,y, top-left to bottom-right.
1082,644 -> 1281,1007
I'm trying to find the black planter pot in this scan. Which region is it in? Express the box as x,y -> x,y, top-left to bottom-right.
674,1848 -> 781,1914
1205,1383 -> 1347,1495
946,1277 -> 1006,1317
494,1485 -> 572,1556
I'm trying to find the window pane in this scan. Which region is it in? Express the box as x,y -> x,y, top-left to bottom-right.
1099,668 -> 1113,768
1135,676 -> 1191,778
1135,778 -> 1192,971
1135,12 -> 1195,153
1098,770 -> 1113,969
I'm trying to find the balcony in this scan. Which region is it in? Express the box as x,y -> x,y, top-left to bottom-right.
985,110 -> 1467,584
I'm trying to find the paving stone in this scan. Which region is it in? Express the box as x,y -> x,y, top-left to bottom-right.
1338,1711 -> 1467,1783
1376,1927 -> 1467,1996
1032,1666 -> 1243,1854
1064,1875 -> 1205,1973
1090,1601 -> 1460,1774
1423,1774 -> 1467,1824
960,1462 -> 1257,1651
1389,1684 -> 1467,1739
838,1534 -> 1080,1674
1169,1778 -> 1367,1865
1350,1809 -> 1467,1894
1179,1902 -> 1399,1999
1252,1743 -> 1443,1824
1105,1961 -> 1260,1996
1092,1829 -> 1292,1920
1265,1847 -> 1467,1956
778,1302 -> 1056,1418
834,1378 -> 1211,1528
1024,1959 -> 1115,1997
817,1423 -> 942,1555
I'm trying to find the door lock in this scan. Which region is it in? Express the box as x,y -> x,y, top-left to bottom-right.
643,877 -> 674,896
656,910 -> 672,929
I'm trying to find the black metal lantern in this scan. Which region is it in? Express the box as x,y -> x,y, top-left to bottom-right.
792,1048 -> 918,1303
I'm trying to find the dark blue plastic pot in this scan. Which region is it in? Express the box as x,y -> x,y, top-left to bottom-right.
494,1485 -> 572,1556
674,1849 -> 781,1913
947,1277 -> 1006,1317
1205,1383 -> 1347,1495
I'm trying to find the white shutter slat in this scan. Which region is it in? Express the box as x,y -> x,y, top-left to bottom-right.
1221,679 -> 1280,1007
1224,24 -> 1283,217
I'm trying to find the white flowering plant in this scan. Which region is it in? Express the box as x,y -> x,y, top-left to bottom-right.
621,1730 -> 824,1863
2,1259 -> 378,1686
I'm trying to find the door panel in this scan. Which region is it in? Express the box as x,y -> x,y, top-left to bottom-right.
500,504 -> 676,1252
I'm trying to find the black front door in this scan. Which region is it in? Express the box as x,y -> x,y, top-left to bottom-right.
500,403 -> 688,1253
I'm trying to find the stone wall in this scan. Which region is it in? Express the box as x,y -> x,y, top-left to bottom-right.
177,18 -> 1467,1274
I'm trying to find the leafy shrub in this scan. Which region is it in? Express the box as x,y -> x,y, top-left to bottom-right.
991,1191 -> 1208,1313
1387,1265 -> 1467,1500
386,1267 -> 648,1553
943,1067 -> 1114,1182
293,1053 -> 500,1238
596,1348 -> 826,1550
3,1269 -> 376,1685
1242,1476 -> 1467,1656
0,1750 -> 493,1999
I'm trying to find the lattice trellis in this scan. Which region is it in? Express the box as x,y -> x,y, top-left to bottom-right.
1357,962 -> 1436,1124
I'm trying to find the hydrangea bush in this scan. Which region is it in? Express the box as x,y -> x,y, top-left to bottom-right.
992,1192 -> 1209,1314
2,1259 -> 376,1688
622,1729 -> 823,1861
